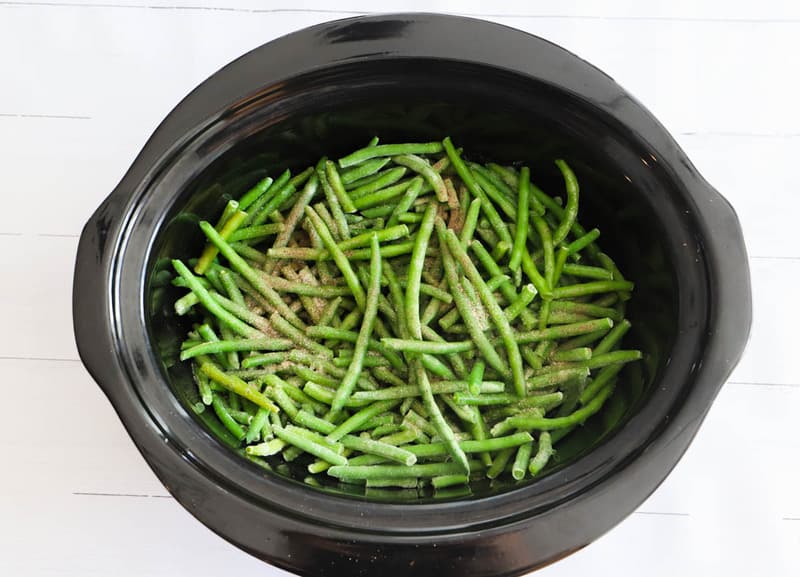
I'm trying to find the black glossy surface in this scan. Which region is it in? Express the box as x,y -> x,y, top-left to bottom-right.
73,14 -> 751,577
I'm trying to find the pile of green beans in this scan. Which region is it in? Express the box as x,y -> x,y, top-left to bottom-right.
170,137 -> 641,494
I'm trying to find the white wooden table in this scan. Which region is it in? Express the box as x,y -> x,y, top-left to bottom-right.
2,1 -> 798,575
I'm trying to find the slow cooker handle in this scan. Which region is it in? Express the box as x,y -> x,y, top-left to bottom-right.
72,191 -> 128,393
694,178 -> 753,381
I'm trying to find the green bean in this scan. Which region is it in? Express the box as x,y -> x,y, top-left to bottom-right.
258,272 -> 352,297
238,176 -> 274,211
269,313 -> 331,358
451,392 -> 524,406
264,379 -> 299,419
326,399 -> 401,442
552,160 -> 580,245
341,157 -> 391,184
561,263 -> 614,280
496,383 -> 616,435
403,410 -> 438,437
318,162 -> 351,240
246,437 -> 285,457
550,301 -> 623,322
470,240 -> 537,328
351,380 -> 504,402
519,241 -> 552,300
404,203 -> 437,340
397,212 -> 424,224
318,297 -> 343,327
551,347 -> 592,362
359,204 -> 397,219
487,163 -> 518,188
557,328 -> 611,351
531,211 -> 555,289
441,227 -> 525,397
409,281 -> 452,304
347,167 -> 405,193
340,434 -> 417,466
193,365 -> 213,405
579,362 -> 625,406
333,351 -> 391,369
421,354 -> 455,379
512,441 -> 533,480
217,269 -> 246,309
508,167 -> 531,271
198,222 -> 305,328
285,425 -> 344,454
338,142 -> 444,168
528,431 -> 553,476
393,154 -> 448,202
172,260 -> 262,338
262,175 -> 321,274
304,206 -> 365,308
504,284 -> 537,323
313,201 -> 342,241
412,358 -> 470,473
352,180 -> 416,210
288,167 -> 315,191
248,178 -> 297,228
491,240 -> 511,262
420,326 -> 467,378
245,408 -> 271,444
282,445 -> 304,462
194,323 -> 229,368
380,338 -> 472,355
374,426 -> 410,443
483,393 -> 564,421
470,164 -> 518,219
593,319 -> 632,356
442,393 -> 478,425
516,318 -> 614,344
527,366 -> 590,391
200,362 -> 278,413
274,425 -> 348,466
467,360 -> 485,396
442,137 -> 513,246
475,164 -> 524,208
324,160 -> 357,213
475,225 -> 500,248
578,349 -> 641,370
174,291 -> 200,315
438,228 -> 506,375
432,475 -> 469,489
459,197 -> 482,247
276,381 -> 328,415
242,171 -> 290,223
211,396 -> 246,441
486,447 -> 515,480
552,246 -> 569,287
208,291 -> 272,334
327,460 -> 483,481
195,207 -> 248,275
303,382 -> 371,408
180,337 -> 292,361
566,228 -> 600,255
230,242 -> 266,264
228,223 -> 284,243
306,326 -> 404,370
249,179 -> 298,228
332,236 -> 382,414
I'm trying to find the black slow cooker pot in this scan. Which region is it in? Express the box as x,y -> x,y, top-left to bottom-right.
73,13 -> 751,577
